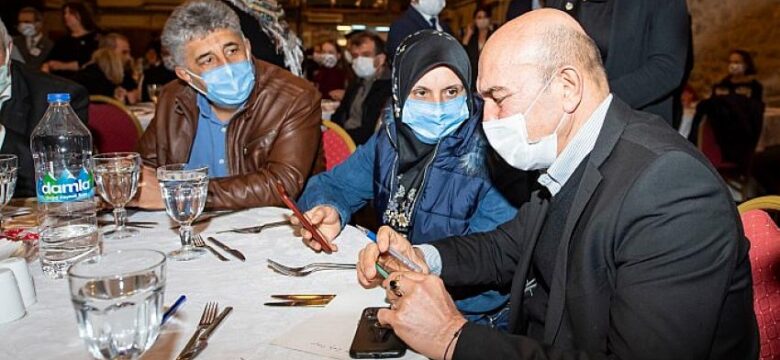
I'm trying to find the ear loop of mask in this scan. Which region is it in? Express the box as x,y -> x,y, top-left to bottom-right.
523,73 -> 559,144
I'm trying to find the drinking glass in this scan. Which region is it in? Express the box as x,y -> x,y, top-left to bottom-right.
146,84 -> 160,104
68,249 -> 166,360
0,155 -> 17,229
157,164 -> 208,261
94,153 -> 141,239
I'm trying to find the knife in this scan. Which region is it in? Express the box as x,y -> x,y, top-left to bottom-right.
179,307 -> 233,360
207,236 -> 246,261
264,299 -> 333,307
271,294 -> 336,300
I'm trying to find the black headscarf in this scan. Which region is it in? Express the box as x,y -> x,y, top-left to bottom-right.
382,30 -> 474,233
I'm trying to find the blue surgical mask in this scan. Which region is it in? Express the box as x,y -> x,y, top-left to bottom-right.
401,95 -> 469,144
186,59 -> 255,108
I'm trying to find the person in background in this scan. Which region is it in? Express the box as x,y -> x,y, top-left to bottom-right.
461,7 -> 492,87
140,39 -> 176,102
712,49 -> 763,101
357,10 -> 757,359
219,0 -> 304,76
312,40 -> 346,101
330,32 -> 391,145
74,33 -> 139,104
387,0 -> 453,60
302,44 -> 320,82
43,1 -> 100,79
134,0 -> 322,210
13,7 -> 52,71
545,0 -> 690,125
0,18 -> 89,197
294,30 -> 516,328
505,0 -> 544,22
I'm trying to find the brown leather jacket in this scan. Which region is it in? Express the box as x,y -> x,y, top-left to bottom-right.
137,59 -> 323,209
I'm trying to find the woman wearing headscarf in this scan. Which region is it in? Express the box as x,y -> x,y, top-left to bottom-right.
293,30 -> 517,328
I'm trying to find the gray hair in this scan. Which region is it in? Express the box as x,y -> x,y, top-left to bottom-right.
161,0 -> 243,68
0,17 -> 11,57
535,24 -> 607,89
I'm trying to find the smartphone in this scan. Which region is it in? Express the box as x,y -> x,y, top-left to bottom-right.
349,307 -> 407,358
274,181 -> 334,253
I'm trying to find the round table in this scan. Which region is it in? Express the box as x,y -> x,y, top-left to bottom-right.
0,207 -> 419,359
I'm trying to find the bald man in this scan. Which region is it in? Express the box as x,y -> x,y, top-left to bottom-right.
357,9 -> 758,359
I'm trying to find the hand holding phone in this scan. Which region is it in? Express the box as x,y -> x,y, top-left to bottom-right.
349,307 -> 406,358
275,181 -> 335,253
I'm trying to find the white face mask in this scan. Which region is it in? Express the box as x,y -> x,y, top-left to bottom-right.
314,53 -> 338,68
18,23 -> 37,37
414,0 -> 446,17
482,76 -> 567,171
352,56 -> 377,79
728,63 -> 746,76
0,46 -> 12,99
475,18 -> 490,30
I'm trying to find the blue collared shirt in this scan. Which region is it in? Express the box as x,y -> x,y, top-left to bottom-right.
187,94 -> 230,178
418,94 -> 614,275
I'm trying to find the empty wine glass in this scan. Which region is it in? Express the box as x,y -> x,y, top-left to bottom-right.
0,154 -> 18,229
94,152 -> 141,239
157,164 -> 208,261
146,84 -> 161,104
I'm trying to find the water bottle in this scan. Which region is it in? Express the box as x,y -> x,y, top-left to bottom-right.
31,93 -> 99,279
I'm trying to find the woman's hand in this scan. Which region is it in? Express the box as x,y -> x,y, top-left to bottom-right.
290,205 -> 342,252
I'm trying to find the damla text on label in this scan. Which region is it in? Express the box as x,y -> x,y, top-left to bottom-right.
37,168 -> 95,203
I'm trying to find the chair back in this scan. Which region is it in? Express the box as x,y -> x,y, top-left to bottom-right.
698,117 -> 729,169
321,120 -> 356,170
87,95 -> 143,153
739,196 -> 780,359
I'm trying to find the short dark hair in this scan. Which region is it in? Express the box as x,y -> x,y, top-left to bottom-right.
63,1 -> 98,33
19,7 -> 44,23
351,31 -> 385,56
473,7 -> 492,19
731,49 -> 757,75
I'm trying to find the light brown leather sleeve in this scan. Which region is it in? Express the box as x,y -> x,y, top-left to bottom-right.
206,87 -> 323,209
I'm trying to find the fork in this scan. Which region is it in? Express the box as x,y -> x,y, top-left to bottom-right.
267,258 -> 356,277
193,235 -> 229,261
176,302 -> 218,360
216,220 -> 290,234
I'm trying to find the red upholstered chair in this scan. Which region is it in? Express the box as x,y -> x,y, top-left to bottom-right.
739,196 -> 780,359
87,95 -> 144,153
321,120 -> 356,171
699,117 -> 748,198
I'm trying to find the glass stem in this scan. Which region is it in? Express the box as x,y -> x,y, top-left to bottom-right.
180,224 -> 193,248
113,207 -> 126,233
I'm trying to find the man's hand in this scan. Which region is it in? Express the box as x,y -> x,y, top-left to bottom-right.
290,205 -> 342,252
128,165 -> 164,210
378,271 -> 467,360
357,226 -> 429,288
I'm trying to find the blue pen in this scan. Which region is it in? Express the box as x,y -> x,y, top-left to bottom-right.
355,225 -> 423,273
161,295 -> 187,325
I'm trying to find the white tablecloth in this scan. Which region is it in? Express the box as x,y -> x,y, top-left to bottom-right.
0,207 -> 406,359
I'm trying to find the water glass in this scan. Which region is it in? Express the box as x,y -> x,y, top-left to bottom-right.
68,249 -> 166,360
0,154 -> 18,229
94,153 -> 141,240
157,164 -> 208,261
146,84 -> 161,104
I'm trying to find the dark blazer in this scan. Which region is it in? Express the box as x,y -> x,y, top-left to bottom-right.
433,98 -> 759,359
386,7 -> 453,60
0,61 -> 89,198
505,0 -> 533,22
331,77 -> 391,145
547,0 -> 690,125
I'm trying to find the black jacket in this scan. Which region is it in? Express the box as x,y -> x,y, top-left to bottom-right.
547,0 -> 690,125
331,77 -> 391,145
433,98 -> 759,359
386,8 -> 453,60
0,61 -> 89,198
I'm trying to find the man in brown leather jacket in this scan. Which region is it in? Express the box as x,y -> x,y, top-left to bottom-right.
134,0 -> 322,210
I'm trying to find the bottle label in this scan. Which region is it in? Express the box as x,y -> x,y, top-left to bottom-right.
36,168 -> 95,203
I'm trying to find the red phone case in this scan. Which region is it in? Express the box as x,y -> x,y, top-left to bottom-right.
275,181 -> 334,253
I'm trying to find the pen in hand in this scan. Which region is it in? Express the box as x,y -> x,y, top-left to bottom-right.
356,225 -> 423,273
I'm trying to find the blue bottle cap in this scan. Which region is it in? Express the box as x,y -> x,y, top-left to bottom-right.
47,93 -> 71,103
